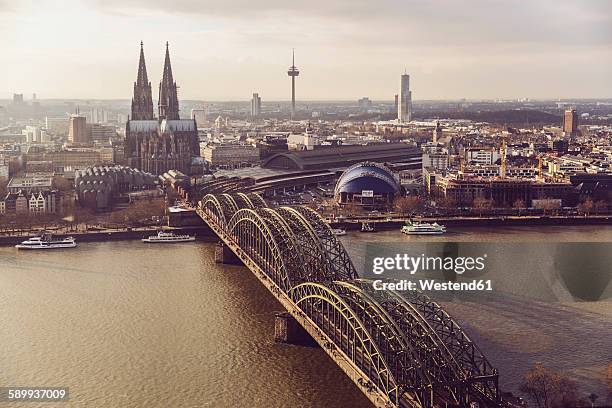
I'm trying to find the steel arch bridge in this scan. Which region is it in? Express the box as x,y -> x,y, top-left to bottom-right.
196,193 -> 503,408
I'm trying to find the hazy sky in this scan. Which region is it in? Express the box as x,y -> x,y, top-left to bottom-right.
1,0 -> 611,100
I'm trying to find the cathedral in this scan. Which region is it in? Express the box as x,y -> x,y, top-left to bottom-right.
125,42 -> 199,175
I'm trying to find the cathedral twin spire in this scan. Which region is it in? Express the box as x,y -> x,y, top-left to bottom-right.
131,41 -> 180,121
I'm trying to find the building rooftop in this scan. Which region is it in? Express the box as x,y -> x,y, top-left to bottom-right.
262,143 -> 421,170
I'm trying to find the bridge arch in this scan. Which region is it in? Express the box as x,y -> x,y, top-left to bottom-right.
333,281 -> 435,404
289,282 -> 402,405
234,192 -> 255,209
291,206 -> 357,280
276,207 -> 341,282
201,194 -> 231,226
247,192 -> 267,208
227,208 -> 294,292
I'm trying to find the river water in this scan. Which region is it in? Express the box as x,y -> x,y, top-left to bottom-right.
1,225 -> 611,407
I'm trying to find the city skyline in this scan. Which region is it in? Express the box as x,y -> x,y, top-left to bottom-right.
1,0 -> 611,100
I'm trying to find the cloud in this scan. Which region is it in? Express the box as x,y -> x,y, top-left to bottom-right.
2,0 -> 611,99
90,0 -> 612,48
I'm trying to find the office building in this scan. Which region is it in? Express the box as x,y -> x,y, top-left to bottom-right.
7,175 -> 54,194
23,126 -> 41,143
563,108 -> 578,137
464,147 -> 500,166
88,123 -> 116,143
398,73 -> 412,123
69,114 -> 89,144
200,143 -> 260,169
251,93 -> 262,118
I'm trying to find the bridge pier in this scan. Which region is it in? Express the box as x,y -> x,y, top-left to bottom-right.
214,242 -> 244,265
274,312 -> 317,346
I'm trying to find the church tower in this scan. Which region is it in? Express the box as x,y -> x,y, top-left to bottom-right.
158,42 -> 180,120
126,42 -> 199,175
131,42 -> 154,120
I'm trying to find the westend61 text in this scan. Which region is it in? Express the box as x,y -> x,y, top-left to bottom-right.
373,279 -> 493,292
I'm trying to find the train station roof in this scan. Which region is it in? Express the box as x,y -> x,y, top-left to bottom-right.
262,143 -> 421,171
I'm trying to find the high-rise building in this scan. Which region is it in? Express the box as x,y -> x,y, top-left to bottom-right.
358,97 -> 372,111
69,114 -> 89,144
90,108 -> 110,124
23,126 -> 41,143
563,108 -> 578,137
124,42 -> 199,175
287,49 -> 299,120
251,93 -> 262,118
88,123 -> 117,143
12,94 -> 24,105
398,73 -> 412,123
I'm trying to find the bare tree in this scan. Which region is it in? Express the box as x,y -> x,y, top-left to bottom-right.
594,200 -> 609,215
577,198 -> 594,216
473,197 -> 493,216
52,176 -> 74,192
519,363 -> 581,408
394,196 -> 423,216
513,199 -> 526,216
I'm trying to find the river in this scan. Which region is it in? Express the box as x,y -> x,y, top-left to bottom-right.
1,225 -> 611,407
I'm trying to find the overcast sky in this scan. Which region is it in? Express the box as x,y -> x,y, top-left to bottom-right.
1,0 -> 611,100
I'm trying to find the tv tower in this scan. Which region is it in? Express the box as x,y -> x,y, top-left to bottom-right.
287,49 -> 299,120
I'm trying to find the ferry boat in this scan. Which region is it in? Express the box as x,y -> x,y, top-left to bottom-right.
331,228 -> 347,236
360,222 -> 377,233
15,232 -> 77,250
401,220 -> 446,235
142,231 -> 196,243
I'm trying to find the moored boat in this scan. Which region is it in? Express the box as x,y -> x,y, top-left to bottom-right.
332,228 -> 347,236
401,220 -> 446,235
15,232 -> 77,250
142,231 -> 196,243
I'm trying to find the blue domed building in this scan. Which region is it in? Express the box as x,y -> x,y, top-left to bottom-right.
334,162 -> 401,208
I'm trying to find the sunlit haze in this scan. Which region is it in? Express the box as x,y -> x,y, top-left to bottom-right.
1,0 -> 611,100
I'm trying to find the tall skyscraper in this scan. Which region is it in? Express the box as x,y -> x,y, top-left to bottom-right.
69,113 -> 88,144
125,42 -> 199,175
398,73 -> 412,123
563,108 -> 578,137
287,49 -> 299,120
251,93 -> 262,118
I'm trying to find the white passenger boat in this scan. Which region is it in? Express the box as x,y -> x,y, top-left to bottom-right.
401,220 -> 446,235
332,228 -> 347,236
15,233 -> 77,249
142,231 -> 196,243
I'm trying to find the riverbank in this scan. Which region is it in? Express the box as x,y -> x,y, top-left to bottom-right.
0,225 -> 217,246
330,214 -> 612,230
